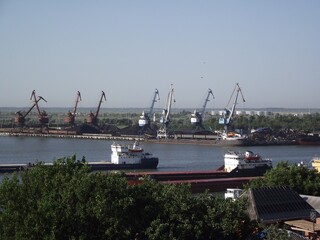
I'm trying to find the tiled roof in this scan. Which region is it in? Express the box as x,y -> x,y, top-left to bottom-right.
248,186 -> 315,224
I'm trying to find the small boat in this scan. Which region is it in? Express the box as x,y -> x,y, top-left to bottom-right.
215,132 -> 251,146
224,150 -> 272,177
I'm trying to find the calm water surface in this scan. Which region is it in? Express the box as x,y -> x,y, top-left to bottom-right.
1,136 -> 320,172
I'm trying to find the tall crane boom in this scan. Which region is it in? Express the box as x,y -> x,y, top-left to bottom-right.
157,84 -> 175,138
191,88 -> 214,129
73,91 -> 82,115
14,92 -> 46,127
149,88 -> 160,117
95,91 -> 106,118
219,83 -> 245,132
139,89 -> 160,127
86,91 -> 106,125
64,91 -> 82,125
30,90 -> 49,126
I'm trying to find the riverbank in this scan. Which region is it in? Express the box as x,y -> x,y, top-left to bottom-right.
0,130 -> 298,147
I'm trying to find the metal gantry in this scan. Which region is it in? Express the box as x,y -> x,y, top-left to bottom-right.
138,88 -> 160,128
218,83 -> 245,136
64,91 -> 82,126
157,84 -> 175,138
190,88 -> 214,130
85,91 -> 106,125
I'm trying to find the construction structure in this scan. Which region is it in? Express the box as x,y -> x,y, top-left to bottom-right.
157,84 -> 175,139
190,88 -> 214,130
138,88 -> 160,134
64,91 -> 81,126
14,91 -> 47,127
218,83 -> 245,139
85,91 -> 106,125
30,90 -> 49,127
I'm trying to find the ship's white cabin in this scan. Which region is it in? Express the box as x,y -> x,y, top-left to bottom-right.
111,142 -> 144,164
224,151 -> 271,172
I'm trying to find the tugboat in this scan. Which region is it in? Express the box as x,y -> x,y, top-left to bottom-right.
87,141 -> 159,171
224,150 -> 272,177
215,132 -> 250,146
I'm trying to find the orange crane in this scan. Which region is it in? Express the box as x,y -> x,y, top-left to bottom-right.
14,91 -> 46,127
64,91 -> 81,125
30,90 -> 49,126
85,91 -> 106,125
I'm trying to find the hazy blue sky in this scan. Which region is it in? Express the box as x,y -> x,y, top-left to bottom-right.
1,1 -> 319,110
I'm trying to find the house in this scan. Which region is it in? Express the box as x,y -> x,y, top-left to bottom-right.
246,186 -> 320,239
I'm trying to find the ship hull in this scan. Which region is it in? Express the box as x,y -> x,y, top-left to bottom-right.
214,138 -> 251,146
228,165 -> 272,177
0,164 -> 26,173
126,163 -> 272,182
0,158 -> 159,173
298,137 -> 320,145
88,158 -> 159,171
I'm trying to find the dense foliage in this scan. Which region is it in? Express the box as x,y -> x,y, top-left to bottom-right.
0,156 -> 257,239
247,161 -> 320,196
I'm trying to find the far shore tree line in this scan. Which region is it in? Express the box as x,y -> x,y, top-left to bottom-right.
2,110 -> 320,133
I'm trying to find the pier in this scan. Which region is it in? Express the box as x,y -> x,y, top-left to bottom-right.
0,131 -> 143,141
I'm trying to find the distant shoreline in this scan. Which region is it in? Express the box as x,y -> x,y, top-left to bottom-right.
1,107 -> 320,114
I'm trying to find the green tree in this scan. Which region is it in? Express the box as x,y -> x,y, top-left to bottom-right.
0,156 -> 132,239
0,156 -> 257,239
247,161 -> 320,196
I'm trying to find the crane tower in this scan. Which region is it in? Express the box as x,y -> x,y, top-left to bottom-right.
218,83 -> 245,138
30,90 -> 49,126
64,91 -> 82,125
157,84 -> 175,139
85,91 -> 106,125
14,91 -> 46,127
190,88 -> 214,130
138,88 -> 160,128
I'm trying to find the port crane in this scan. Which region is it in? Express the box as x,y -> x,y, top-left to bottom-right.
218,83 -> 245,138
30,90 -> 49,126
14,92 -> 46,127
138,88 -> 160,129
190,88 -> 214,130
157,84 -> 175,138
64,91 -> 82,125
86,91 -> 106,125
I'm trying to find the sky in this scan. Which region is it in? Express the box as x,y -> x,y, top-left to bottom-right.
0,1 -> 319,110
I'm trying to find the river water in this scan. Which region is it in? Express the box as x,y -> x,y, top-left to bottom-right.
1,136 -> 320,172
